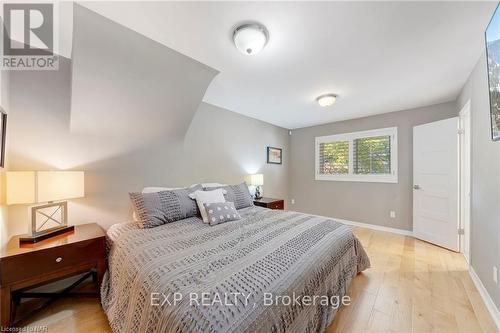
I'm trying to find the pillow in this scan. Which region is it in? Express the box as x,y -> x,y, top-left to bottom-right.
189,189 -> 226,223
142,183 -> 224,193
199,183 -> 226,188
142,186 -> 180,193
204,182 -> 254,210
130,184 -> 202,228
204,202 -> 241,226
142,183 -> 200,194
134,184 -> 200,221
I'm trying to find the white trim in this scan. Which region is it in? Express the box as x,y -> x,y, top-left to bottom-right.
469,266 -> 500,330
301,212 -> 413,236
315,173 -> 398,183
315,127 -> 398,183
336,217 -> 413,236
459,100 -> 471,264
316,127 -> 397,143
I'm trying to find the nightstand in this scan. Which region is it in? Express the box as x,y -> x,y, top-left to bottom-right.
0,223 -> 106,327
253,197 -> 285,210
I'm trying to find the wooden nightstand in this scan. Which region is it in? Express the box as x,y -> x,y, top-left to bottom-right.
253,197 -> 285,210
0,223 -> 106,328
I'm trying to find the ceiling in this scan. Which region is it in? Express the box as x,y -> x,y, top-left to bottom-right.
79,1 -> 497,129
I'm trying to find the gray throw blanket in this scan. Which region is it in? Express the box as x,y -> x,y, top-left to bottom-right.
101,207 -> 370,333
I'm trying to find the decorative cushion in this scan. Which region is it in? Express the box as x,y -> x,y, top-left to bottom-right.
189,189 -> 227,223
204,182 -> 254,210
130,184 -> 202,228
133,184 -> 202,221
204,202 -> 241,226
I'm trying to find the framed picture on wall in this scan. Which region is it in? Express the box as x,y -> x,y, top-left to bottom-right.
0,109 -> 6,168
267,147 -> 282,164
485,3 -> 500,141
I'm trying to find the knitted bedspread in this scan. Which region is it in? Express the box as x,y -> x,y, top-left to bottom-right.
101,206 -> 370,333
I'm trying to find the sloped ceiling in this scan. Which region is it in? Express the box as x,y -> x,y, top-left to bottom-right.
70,4 -> 219,144
79,1 -> 496,129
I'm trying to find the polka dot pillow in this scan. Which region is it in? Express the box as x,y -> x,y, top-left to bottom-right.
203,202 -> 241,226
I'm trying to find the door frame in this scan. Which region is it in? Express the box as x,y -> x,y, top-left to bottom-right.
459,100 -> 472,263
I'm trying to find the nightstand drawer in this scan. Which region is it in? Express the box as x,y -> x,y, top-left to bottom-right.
253,198 -> 284,210
269,201 -> 284,210
0,239 -> 104,285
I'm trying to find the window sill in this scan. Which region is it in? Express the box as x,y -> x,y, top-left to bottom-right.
315,174 -> 398,183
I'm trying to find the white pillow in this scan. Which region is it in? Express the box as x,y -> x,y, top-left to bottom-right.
200,183 -> 226,188
142,187 -> 177,193
189,189 -> 226,223
142,184 -> 202,193
142,184 -> 224,193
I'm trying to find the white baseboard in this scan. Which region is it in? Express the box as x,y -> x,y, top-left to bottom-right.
301,212 -> 414,237
468,266 -> 500,330
334,217 -> 414,236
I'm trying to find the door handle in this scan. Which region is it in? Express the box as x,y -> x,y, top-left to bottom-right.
413,185 -> 421,190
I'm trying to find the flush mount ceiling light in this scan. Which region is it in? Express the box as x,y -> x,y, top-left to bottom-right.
233,23 -> 269,56
316,94 -> 337,107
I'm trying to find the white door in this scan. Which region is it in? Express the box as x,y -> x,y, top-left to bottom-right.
413,117 -> 460,251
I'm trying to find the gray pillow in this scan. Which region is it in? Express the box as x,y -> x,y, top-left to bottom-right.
204,182 -> 254,210
204,202 -> 241,226
130,184 -> 202,228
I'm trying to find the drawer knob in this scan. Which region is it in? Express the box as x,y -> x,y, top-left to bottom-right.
55,257 -> 63,263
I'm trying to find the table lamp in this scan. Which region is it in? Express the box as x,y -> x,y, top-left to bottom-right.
250,174 -> 264,199
6,171 -> 85,243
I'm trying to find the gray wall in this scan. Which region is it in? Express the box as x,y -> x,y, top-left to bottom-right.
6,7 -> 290,237
289,102 -> 457,231
457,51 -> 500,309
7,56 -> 289,234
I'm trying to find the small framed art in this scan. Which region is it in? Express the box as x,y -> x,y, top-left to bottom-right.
267,147 -> 282,164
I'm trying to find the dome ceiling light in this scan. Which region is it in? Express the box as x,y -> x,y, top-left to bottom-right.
316,94 -> 338,107
233,23 -> 269,56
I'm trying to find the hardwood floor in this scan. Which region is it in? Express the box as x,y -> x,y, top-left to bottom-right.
327,227 -> 498,333
18,227 -> 498,333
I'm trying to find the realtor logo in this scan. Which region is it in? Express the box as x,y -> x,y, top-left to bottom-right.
1,3 -> 58,70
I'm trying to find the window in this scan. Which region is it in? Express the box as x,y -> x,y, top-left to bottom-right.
315,127 -> 397,183
318,140 -> 349,175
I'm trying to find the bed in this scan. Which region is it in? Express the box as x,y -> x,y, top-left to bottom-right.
101,206 -> 370,333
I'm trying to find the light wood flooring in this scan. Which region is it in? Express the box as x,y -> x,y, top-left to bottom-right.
18,227 -> 499,333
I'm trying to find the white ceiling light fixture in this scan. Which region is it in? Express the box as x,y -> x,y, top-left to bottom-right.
233,23 -> 269,56
316,94 -> 338,107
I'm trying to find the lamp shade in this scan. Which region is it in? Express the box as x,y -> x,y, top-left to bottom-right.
249,174 -> 264,186
6,171 -> 36,205
6,171 -> 85,205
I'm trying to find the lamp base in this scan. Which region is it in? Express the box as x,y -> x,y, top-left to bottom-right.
254,186 -> 263,200
19,225 -> 74,244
